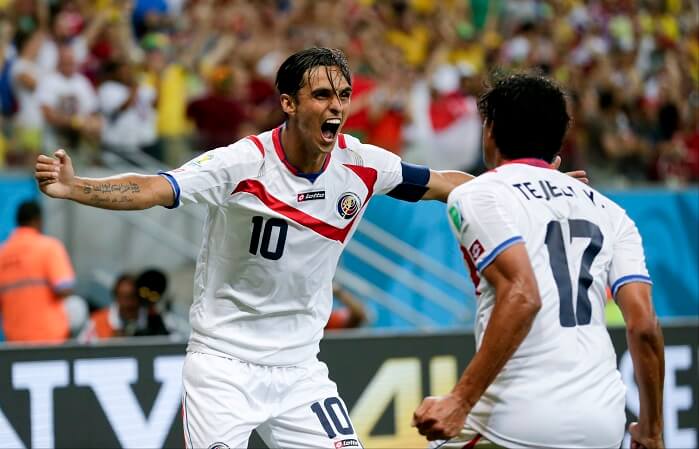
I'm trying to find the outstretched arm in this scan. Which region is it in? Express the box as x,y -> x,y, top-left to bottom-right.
35,150 -> 175,210
616,283 -> 665,449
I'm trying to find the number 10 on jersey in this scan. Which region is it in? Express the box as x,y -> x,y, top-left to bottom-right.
249,216 -> 288,260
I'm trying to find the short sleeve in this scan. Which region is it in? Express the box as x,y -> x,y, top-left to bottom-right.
447,181 -> 524,272
354,144 -> 403,195
159,139 -> 263,208
608,212 -> 652,296
45,239 -> 76,291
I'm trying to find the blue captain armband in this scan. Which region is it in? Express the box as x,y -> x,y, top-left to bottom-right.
387,162 -> 430,202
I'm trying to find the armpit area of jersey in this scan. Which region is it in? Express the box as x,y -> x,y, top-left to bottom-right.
387,162 -> 430,202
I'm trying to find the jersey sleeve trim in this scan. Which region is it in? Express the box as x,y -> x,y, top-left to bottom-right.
476,236 -> 525,272
387,162 -> 430,202
611,274 -> 653,296
158,171 -> 181,209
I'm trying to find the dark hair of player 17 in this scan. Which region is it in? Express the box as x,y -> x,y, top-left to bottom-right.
16,200 -> 42,226
275,47 -> 352,99
478,72 -> 571,163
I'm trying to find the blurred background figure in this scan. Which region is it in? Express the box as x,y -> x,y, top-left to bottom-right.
98,58 -> 157,165
0,200 -> 76,343
37,44 -> 101,165
81,272 -> 143,340
325,283 -> 368,331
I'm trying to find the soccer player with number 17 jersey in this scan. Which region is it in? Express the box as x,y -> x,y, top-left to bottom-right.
413,74 -> 665,449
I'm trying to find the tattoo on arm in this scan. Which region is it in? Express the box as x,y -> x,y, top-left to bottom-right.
81,181 -> 142,207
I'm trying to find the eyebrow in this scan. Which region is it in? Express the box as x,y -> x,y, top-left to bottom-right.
311,87 -> 353,96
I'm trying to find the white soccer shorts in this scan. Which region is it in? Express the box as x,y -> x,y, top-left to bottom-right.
182,351 -> 364,449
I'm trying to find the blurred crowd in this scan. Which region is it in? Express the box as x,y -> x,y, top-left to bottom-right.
0,0 -> 697,186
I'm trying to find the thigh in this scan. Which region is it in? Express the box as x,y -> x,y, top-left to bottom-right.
182,352 -> 265,449
259,361 -> 364,449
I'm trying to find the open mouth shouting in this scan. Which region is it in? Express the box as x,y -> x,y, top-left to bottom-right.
320,118 -> 342,144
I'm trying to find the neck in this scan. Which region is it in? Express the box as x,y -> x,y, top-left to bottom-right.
281,124 -> 327,173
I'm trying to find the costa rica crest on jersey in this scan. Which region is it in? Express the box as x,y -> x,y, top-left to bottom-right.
337,192 -> 361,219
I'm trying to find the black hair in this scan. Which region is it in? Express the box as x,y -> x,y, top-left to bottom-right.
16,200 -> 41,226
478,72 -> 570,162
135,269 -> 167,304
275,47 -> 352,98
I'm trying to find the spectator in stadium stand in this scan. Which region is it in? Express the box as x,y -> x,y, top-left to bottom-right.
413,73 -> 664,449
8,30 -> 46,166
81,273 -> 144,340
37,44 -> 101,165
0,201 -> 76,343
186,65 -> 252,152
325,283 -> 367,331
97,58 -> 157,165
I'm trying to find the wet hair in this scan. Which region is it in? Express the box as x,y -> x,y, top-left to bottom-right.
275,47 -> 352,99
478,72 -> 570,162
16,201 -> 41,226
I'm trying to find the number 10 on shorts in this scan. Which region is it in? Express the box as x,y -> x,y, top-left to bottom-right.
310,397 -> 354,439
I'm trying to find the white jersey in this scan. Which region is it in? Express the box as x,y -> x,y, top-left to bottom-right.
162,128 -> 403,366
447,159 -> 652,448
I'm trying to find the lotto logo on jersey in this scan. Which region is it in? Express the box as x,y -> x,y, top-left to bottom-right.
469,239 -> 485,261
298,190 -> 326,202
334,439 -> 360,448
337,192 -> 361,219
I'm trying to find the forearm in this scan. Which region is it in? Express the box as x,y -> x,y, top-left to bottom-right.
627,319 -> 665,433
68,174 -> 169,210
451,290 -> 539,407
423,170 -> 474,202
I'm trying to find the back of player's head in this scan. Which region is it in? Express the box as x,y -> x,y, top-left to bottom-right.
275,47 -> 352,99
478,72 -> 570,162
16,200 -> 41,226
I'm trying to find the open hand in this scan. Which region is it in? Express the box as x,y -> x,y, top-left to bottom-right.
35,149 -> 75,199
412,394 -> 469,441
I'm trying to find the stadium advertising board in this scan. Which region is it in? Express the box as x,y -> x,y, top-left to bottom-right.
0,324 -> 697,448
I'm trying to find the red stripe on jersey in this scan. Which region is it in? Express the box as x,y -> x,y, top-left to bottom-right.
246,135 -> 265,157
343,164 -> 377,197
460,245 -> 481,296
338,133 -> 347,149
232,179 -> 367,243
462,434 -> 482,449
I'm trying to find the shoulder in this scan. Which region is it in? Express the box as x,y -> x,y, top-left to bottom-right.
447,172 -> 503,203
198,136 -> 266,167
342,140 -> 401,168
38,235 -> 68,252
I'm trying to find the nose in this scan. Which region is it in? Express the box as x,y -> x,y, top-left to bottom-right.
329,94 -> 343,115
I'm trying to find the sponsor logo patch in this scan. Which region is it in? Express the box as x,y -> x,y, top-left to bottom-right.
336,192 -> 361,219
334,438 -> 360,448
297,190 -> 326,202
207,443 -> 230,449
469,239 -> 485,261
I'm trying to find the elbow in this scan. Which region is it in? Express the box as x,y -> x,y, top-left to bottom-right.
523,292 -> 542,317
626,316 -> 661,342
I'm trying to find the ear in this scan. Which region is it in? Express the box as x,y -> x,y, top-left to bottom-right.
280,94 -> 296,116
